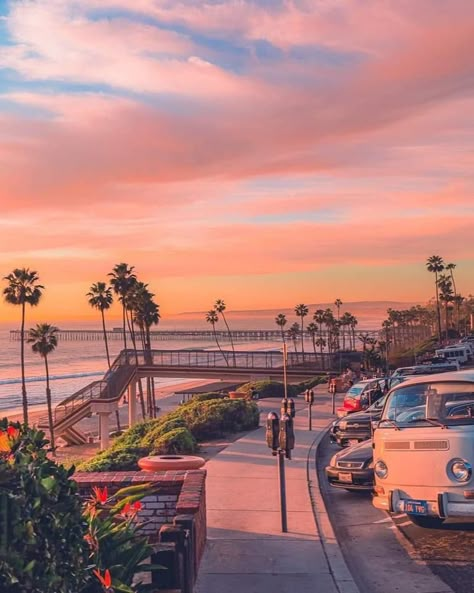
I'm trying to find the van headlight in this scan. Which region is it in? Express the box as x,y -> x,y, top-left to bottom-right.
330,454 -> 338,467
374,460 -> 388,479
448,459 -> 472,482
338,420 -> 347,430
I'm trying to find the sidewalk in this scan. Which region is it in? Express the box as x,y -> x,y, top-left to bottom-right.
195,386 -> 358,593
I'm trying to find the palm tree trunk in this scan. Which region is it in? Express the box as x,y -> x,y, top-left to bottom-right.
20,301 -> 28,425
126,309 -> 146,418
122,303 -> 128,350
319,342 -> 325,370
300,319 -> 305,358
293,338 -> 298,353
221,313 -> 236,366
101,309 -> 111,368
280,327 -> 285,344
212,325 -> 229,366
102,309 -> 120,431
435,273 -> 442,342
44,355 -> 55,454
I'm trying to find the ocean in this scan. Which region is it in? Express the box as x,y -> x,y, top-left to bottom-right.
0,330 -> 283,412
0,302 -> 392,413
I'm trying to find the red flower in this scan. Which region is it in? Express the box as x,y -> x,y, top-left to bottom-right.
133,501 -> 142,511
93,568 -> 112,590
92,486 -> 108,504
7,426 -> 20,439
120,502 -> 131,517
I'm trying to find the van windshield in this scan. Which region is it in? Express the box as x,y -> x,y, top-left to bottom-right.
382,381 -> 474,427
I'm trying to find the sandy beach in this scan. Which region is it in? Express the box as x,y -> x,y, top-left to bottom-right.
3,378 -> 219,464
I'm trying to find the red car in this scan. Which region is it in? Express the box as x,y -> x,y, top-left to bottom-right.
336,379 -> 384,418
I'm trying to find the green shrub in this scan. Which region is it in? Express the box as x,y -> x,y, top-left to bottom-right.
192,392 -> 229,402
0,420 -> 88,593
77,446 -> 148,472
237,378 -> 326,400
111,418 -> 160,449
151,427 -> 197,455
297,377 -> 326,391
141,417 -> 187,449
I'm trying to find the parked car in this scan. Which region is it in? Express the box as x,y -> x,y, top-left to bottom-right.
325,439 -> 374,491
336,379 -> 386,418
373,369 -> 474,528
330,396 -> 386,447
391,362 -> 459,378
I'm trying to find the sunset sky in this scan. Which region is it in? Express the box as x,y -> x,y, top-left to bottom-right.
0,0 -> 473,323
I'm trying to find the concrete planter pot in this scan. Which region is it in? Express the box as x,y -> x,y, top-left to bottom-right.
138,455 -> 206,472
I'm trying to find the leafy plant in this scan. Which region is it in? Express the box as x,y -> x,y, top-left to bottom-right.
0,420 -> 88,593
151,427 -> 196,455
81,484 -> 162,593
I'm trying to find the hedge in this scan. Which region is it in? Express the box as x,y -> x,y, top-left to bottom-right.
77,393 -> 259,472
236,377 -> 326,399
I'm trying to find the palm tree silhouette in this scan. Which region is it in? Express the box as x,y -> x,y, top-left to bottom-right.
108,263 -> 136,352
307,322 -> 318,356
215,300 -> 236,366
287,322 -> 300,353
3,268 -> 44,425
275,313 -> 288,344
87,281 -> 122,430
426,255 -> 444,342
87,282 -> 113,368
294,304 -> 309,358
27,324 -> 58,453
334,299 -> 343,321
206,310 -> 229,366
438,275 -> 454,339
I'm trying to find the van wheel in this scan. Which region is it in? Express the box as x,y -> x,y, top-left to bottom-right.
408,515 -> 444,529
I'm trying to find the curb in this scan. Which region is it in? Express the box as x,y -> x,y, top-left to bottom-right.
306,424 -> 361,593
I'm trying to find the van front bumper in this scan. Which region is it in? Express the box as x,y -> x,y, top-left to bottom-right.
373,489 -> 474,519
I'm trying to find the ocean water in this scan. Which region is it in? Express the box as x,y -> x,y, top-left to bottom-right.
0,330 -> 284,412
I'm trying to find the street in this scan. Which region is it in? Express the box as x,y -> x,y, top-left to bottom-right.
317,434 -> 474,593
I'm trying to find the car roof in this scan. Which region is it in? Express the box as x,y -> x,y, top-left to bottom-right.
391,369 -> 474,388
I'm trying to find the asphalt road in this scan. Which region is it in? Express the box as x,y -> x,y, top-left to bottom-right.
317,434 -> 474,593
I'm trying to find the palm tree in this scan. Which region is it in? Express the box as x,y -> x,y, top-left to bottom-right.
426,255 -> 444,342
87,281 -> 121,430
445,263 -> 457,296
287,323 -> 300,353
27,324 -> 58,453
294,304 -> 309,357
3,268 -> 44,425
438,275 -> 454,339
215,299 -> 236,366
205,310 -> 229,366
334,298 -> 343,322
275,313 -> 288,344
315,337 -> 327,369
108,263 -> 136,351
307,322 -> 318,356
87,282 -> 113,368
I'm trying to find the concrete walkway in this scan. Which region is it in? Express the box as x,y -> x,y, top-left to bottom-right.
195,386 -> 358,593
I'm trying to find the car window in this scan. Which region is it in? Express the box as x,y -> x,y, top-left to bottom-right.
347,386 -> 363,396
383,382 -> 474,426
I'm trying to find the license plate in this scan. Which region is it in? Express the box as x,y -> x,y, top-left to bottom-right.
338,472 -> 352,483
348,439 -> 359,445
404,499 -> 428,515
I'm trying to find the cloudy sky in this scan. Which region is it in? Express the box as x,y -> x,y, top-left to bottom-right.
0,0 -> 473,321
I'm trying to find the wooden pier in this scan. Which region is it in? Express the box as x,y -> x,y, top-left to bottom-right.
9,328 -> 347,342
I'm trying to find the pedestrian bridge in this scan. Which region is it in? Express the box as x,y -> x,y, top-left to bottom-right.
39,349 -> 332,447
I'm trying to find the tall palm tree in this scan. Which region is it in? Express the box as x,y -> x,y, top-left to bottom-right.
315,337 -> 327,369
426,255 -> 444,342
215,299 -> 236,366
307,322 -> 318,356
86,281 -> 120,430
438,275 -> 454,339
108,263 -> 136,351
294,304 -> 309,357
445,263 -> 457,296
275,313 -> 288,344
27,324 -> 58,453
334,298 -> 343,321
287,323 -> 300,353
206,310 -> 229,366
87,282 -> 113,368
3,268 -> 44,425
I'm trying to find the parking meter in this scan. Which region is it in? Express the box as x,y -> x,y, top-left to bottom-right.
281,398 -> 296,418
266,412 -> 280,455
304,389 -> 314,405
279,413 -> 295,460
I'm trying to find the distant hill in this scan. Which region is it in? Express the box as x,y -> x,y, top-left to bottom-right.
165,301 -> 422,331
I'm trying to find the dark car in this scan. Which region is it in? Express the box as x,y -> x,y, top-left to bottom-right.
325,440 -> 374,492
330,396 -> 386,447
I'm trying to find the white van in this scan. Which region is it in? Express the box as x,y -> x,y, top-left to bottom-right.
435,345 -> 472,365
373,370 -> 474,527
391,362 -> 459,379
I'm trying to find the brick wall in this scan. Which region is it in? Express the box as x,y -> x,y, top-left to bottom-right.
74,469 -> 207,568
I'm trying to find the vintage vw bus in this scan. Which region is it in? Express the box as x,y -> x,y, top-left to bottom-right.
373,370 -> 474,528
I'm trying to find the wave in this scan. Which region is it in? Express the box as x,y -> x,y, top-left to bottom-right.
0,371 -> 104,386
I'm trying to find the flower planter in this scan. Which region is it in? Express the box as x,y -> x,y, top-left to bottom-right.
138,455 -> 206,472
229,391 -> 246,399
